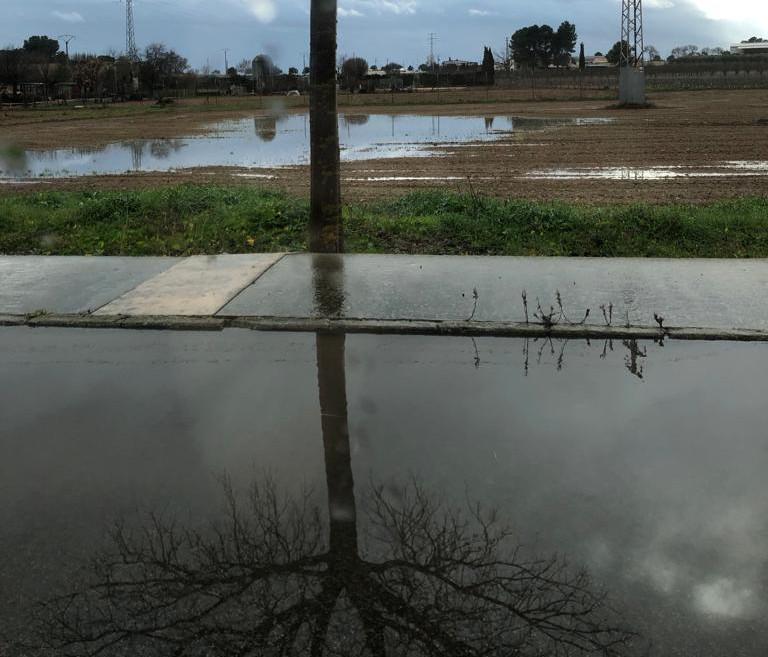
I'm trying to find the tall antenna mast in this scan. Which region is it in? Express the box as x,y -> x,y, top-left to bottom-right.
620,0 -> 644,67
126,0 -> 138,62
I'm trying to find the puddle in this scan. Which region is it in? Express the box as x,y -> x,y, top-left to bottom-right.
343,175 -> 498,183
344,175 -> 469,182
526,161 -> 768,180
232,173 -> 277,180
1,327 -> 767,656
0,113 -> 609,179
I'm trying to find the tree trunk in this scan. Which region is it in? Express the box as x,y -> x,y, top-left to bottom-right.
309,0 -> 343,253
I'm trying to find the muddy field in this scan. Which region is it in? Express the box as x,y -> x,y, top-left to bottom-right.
2,88 -> 768,203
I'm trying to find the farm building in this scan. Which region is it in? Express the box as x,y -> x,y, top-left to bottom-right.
730,41 -> 768,55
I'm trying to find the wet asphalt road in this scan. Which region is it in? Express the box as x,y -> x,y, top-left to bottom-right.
1,326 -> 767,655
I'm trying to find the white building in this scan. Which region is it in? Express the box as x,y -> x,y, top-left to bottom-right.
730,42 -> 768,55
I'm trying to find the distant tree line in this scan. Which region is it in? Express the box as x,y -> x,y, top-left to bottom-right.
0,34 -> 305,102
0,36 -> 70,98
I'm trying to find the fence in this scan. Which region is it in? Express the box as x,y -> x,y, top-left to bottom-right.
496,61 -> 768,93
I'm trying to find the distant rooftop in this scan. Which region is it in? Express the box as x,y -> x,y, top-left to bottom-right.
586,55 -> 611,67
442,59 -> 479,67
731,42 -> 768,53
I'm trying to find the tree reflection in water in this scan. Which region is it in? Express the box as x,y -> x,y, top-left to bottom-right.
25,256 -> 636,656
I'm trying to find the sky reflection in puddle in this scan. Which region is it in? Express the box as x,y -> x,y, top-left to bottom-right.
2,329 -> 768,656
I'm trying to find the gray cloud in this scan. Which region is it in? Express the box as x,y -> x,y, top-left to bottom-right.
51,10 -> 85,23
0,0 -> 764,70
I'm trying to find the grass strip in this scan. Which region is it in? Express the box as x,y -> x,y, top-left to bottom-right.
1,185 -> 767,258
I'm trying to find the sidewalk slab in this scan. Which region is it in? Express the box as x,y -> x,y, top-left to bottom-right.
0,256 -> 178,315
95,254 -> 284,317
218,254 -> 768,331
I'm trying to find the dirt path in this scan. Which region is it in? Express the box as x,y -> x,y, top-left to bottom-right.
2,89 -> 768,204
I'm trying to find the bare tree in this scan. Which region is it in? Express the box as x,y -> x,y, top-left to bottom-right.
309,0 -> 342,253
643,45 -> 661,62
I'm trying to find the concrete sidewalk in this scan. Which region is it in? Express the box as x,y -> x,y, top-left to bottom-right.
1,254 -> 767,338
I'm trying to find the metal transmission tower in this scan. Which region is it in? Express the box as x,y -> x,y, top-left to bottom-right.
124,0 -> 140,93
58,34 -> 76,58
620,0 -> 644,67
428,33 -> 438,67
618,0 -> 646,104
125,0 -> 138,62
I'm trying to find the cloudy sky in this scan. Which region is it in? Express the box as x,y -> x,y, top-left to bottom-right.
2,0 -> 766,71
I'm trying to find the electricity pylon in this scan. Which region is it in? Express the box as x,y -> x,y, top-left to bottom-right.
126,0 -> 138,62
621,0 -> 644,67
619,0 -> 646,104
58,34 -> 75,58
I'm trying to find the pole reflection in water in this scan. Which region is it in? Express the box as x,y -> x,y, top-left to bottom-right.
312,253 -> 346,318
129,141 -> 143,171
254,116 -> 278,142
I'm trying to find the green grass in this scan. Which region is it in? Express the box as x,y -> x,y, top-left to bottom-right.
1,186 -> 767,257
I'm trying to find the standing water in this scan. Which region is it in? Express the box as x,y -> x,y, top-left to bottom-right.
0,327 -> 767,655
0,114 -> 610,178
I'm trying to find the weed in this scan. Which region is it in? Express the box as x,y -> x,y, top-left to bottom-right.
530,290 -> 589,328
467,287 -> 479,321
599,303 -> 614,327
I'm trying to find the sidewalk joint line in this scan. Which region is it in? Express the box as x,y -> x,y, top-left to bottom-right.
211,252 -> 291,316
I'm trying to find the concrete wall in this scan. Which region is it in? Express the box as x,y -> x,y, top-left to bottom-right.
619,68 -> 646,104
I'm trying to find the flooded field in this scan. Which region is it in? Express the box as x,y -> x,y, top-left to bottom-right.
2,90 -> 768,203
1,327 -> 767,655
0,113 -> 608,179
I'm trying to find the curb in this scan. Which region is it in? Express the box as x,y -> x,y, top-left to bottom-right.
4,313 -> 768,341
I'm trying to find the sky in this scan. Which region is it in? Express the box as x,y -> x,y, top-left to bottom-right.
1,0 -> 767,71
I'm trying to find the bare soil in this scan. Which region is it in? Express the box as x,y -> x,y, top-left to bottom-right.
2,89 -> 768,204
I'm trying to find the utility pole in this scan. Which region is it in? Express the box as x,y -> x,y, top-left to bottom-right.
309,0 -> 342,252
619,0 -> 646,104
58,34 -> 75,58
223,48 -> 230,73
